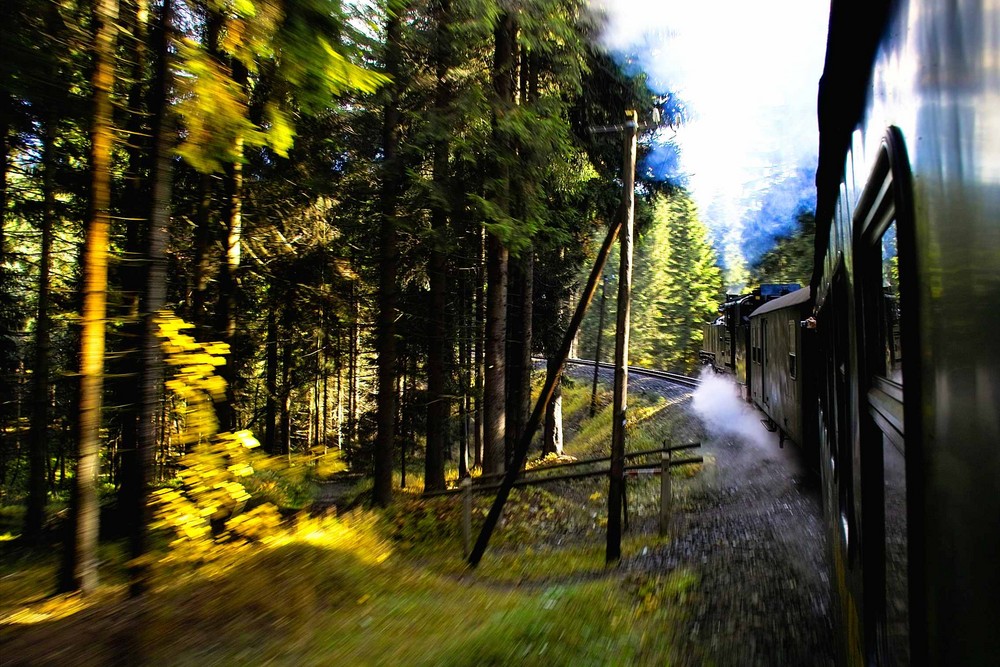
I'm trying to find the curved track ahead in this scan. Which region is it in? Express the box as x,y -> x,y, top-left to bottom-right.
564,358 -> 699,389
566,356 -> 833,665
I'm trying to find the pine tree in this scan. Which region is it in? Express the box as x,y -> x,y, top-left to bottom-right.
631,193 -> 724,373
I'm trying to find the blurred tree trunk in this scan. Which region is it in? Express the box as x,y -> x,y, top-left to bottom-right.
457,269 -> 470,477
189,12 -> 220,333
424,0 -> 453,493
473,227 -> 484,469
348,281 -> 358,451
0,88 -> 12,475
335,325 -> 343,450
505,251 -> 532,466
0,88 -> 8,263
482,11 -> 516,475
63,0 -> 119,594
24,114 -> 57,541
116,0 -> 149,547
131,0 -> 174,594
214,48 -> 248,433
190,173 -> 214,331
264,302 -> 278,454
280,309 -> 292,456
483,233 -> 507,475
373,1 -> 407,505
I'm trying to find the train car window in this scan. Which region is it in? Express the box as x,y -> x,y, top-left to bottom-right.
854,127 -> 915,666
787,319 -> 797,380
880,224 -> 902,384
761,320 -> 769,404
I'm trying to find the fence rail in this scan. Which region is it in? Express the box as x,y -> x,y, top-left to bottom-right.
427,442 -> 702,497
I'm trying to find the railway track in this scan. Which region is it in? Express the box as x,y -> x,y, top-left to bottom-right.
564,358 -> 700,389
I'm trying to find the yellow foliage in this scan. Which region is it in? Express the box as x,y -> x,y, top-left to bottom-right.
150,311 -> 271,556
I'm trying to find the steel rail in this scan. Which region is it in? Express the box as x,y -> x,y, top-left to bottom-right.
563,358 -> 700,389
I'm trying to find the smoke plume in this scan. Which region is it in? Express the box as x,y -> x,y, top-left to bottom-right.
691,370 -> 770,448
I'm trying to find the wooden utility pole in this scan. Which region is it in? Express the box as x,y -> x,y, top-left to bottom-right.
606,110 -> 638,564
468,202 -> 626,567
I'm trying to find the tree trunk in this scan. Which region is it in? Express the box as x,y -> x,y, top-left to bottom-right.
280,312 -> 292,456
483,10 -> 515,475
115,0 -> 149,552
424,0 -> 452,492
473,228 -> 484,469
425,244 -> 448,490
373,2 -> 407,506
190,13 -> 220,332
321,316 -> 329,450
590,274 -> 607,417
24,115 -> 57,540
0,88 -> 8,264
335,324 -> 343,450
190,173 -> 214,330
264,302 -> 278,454
64,0 -> 118,594
483,234 -> 507,474
0,88 -> 11,475
458,270 -> 470,477
215,56 -> 247,433
543,357 -> 563,456
347,282 -> 358,451
505,251 -> 532,467
131,0 -> 174,594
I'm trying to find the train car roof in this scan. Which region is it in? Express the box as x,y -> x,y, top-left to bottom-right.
749,286 -> 812,318
812,0 -> 897,291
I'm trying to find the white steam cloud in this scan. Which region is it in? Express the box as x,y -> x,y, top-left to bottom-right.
590,0 -> 829,281
690,370 -> 770,448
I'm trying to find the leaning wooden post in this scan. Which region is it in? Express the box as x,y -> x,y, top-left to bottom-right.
467,202 -> 626,567
659,449 -> 672,536
462,477 -> 472,558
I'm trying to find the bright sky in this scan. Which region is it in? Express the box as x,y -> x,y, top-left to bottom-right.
591,0 -> 830,280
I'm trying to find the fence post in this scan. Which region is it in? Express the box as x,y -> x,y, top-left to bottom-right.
659,450 -> 671,536
462,477 -> 472,558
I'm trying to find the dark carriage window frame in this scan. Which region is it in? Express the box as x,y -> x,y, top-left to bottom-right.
854,128 -> 914,453
852,125 -> 923,665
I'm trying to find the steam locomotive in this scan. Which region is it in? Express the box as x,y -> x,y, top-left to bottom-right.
701,0 -> 1000,663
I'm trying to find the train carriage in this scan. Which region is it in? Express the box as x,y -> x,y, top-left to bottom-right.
812,0 -> 1000,663
747,286 -> 817,464
699,284 -> 799,398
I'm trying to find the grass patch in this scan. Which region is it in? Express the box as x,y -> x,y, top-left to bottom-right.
0,513 -> 694,666
1,371 -> 704,665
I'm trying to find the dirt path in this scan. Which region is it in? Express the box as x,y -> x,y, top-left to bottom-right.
565,364 -> 834,665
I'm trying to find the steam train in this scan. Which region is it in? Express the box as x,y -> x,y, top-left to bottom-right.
701,0 -> 1000,663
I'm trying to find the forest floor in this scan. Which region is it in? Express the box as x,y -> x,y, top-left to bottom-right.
0,369 -> 832,666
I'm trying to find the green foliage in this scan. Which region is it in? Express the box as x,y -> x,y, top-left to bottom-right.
580,192 -> 724,374
634,193 -> 725,373
175,0 -> 388,174
748,211 -> 815,288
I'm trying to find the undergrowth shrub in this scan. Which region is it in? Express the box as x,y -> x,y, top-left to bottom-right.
149,313 -> 282,555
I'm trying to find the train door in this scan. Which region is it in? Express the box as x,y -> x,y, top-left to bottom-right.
854,128 -> 917,666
